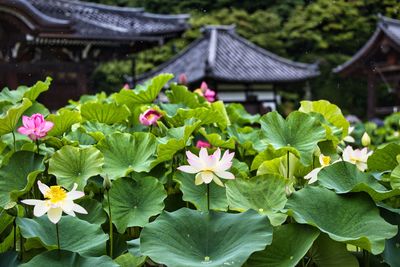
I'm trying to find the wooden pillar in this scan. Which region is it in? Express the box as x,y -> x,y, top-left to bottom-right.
77,65 -> 88,95
367,71 -> 376,119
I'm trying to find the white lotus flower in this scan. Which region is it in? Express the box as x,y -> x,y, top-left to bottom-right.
22,181 -> 87,224
304,154 -> 331,184
178,148 -> 235,186
342,146 -> 371,172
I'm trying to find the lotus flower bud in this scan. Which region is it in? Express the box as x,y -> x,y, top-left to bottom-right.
361,132 -> 371,147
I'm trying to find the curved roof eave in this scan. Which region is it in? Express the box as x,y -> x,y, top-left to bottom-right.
136,36 -> 208,82
333,15 -> 400,75
228,30 -> 319,71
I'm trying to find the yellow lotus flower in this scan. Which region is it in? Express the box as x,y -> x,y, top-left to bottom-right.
304,154 -> 331,184
178,148 -> 235,186
22,181 -> 87,224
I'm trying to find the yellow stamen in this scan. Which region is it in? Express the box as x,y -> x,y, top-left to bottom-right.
194,89 -> 204,96
44,186 -> 67,203
321,155 -> 331,166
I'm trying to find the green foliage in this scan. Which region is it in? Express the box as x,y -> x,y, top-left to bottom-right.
103,176 -> 166,233
140,208 -> 273,267
17,216 -> 108,256
285,186 -> 397,254
245,224 -> 320,267
2,76 -> 400,266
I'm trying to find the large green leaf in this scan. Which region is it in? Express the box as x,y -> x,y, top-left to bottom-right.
76,198 -> 107,225
260,111 -> 326,165
17,216 -> 108,256
97,132 -> 158,179
23,77 -> 52,101
0,151 -> 44,208
20,250 -> 117,267
367,143 -> 400,172
198,128 -> 235,149
318,161 -> 400,201
47,109 -> 82,137
103,176 -> 166,233
285,186 -> 397,254
81,102 -> 130,124
115,253 -> 146,267
251,146 -> 287,170
114,73 -> 173,105
391,165 -> 400,190
155,119 -> 201,163
48,146 -> 104,190
227,126 -> 266,153
245,224 -> 319,267
166,83 -> 206,108
0,251 -> 19,267
380,206 -> 400,267
174,172 -> 228,211
299,100 -> 349,138
82,121 -> 127,141
0,98 -> 32,135
226,174 -> 287,226
226,103 -> 260,125
140,208 -> 273,267
308,234 -> 359,267
166,101 -> 230,130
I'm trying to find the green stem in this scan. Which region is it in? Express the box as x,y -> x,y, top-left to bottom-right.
13,218 -> 17,250
56,223 -> 61,252
207,183 -> 210,211
286,151 -> 290,179
20,233 -> 23,260
107,189 -> 113,258
12,131 -> 16,152
36,139 -> 40,155
363,249 -> 370,267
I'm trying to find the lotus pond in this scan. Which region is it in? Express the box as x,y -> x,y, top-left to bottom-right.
0,74 -> 399,267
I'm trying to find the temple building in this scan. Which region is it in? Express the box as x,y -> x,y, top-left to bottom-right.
0,0 -> 188,108
138,25 -> 320,113
334,15 -> 400,118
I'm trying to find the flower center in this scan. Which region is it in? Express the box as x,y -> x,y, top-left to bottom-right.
321,155 -> 331,166
349,156 -> 362,163
44,186 -> 67,203
147,114 -> 156,120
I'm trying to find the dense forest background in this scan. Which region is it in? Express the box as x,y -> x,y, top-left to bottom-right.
88,0 -> 400,116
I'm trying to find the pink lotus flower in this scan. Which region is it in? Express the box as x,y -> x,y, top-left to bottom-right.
196,140 -> 211,148
178,73 -> 188,85
139,109 -> 162,126
18,113 -> 54,141
194,82 -> 216,102
178,148 -> 235,186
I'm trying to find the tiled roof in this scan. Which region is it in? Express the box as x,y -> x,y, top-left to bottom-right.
138,25 -> 320,84
0,0 -> 189,43
334,15 -> 400,74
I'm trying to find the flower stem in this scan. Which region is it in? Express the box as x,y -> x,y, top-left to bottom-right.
36,139 -> 40,155
13,217 -> 17,250
286,151 -> 290,179
56,223 -> 61,252
12,131 -> 16,152
106,189 -> 113,258
206,184 -> 210,211
363,249 -> 370,267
